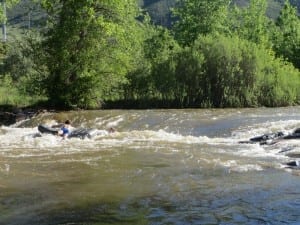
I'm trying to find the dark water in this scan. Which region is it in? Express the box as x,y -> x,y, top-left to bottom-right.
1,107 -> 300,225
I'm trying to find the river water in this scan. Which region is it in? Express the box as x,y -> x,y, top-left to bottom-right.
1,107 -> 300,225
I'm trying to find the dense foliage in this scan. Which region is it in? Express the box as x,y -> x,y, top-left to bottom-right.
38,0 -> 143,108
172,0 -> 231,46
0,0 -> 19,22
0,0 -> 300,109
140,0 -> 300,27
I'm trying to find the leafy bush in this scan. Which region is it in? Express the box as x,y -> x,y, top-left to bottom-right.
0,75 -> 44,107
186,34 -> 300,107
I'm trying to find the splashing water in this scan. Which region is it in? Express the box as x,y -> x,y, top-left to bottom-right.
1,107 -> 300,224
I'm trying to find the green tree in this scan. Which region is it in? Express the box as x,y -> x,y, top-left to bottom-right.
273,0 -> 300,69
172,0 -> 230,46
123,25 -> 181,104
119,14 -> 156,102
228,0 -> 271,46
190,34 -> 300,107
145,27 -> 181,101
193,34 -> 260,107
40,0 -> 143,108
0,0 -> 19,23
0,0 -> 20,42
172,47 -> 205,107
0,0 -> 20,63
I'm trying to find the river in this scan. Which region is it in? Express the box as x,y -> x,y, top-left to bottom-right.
1,107 -> 300,225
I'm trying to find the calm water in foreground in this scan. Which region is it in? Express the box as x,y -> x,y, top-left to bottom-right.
1,107 -> 300,225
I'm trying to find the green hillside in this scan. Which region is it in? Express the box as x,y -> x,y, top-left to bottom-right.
4,0 -> 300,30
141,0 -> 298,27
7,0 -> 46,29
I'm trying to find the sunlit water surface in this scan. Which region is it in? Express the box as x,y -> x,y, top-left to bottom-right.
1,107 -> 300,225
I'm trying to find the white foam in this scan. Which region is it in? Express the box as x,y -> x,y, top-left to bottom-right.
95,115 -> 124,129
232,119 -> 300,140
1,118 -> 300,168
0,164 -> 10,173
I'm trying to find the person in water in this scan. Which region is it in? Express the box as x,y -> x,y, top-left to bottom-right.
58,120 -> 71,138
107,127 -> 116,133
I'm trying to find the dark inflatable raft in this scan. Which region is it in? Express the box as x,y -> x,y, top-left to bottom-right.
282,128 -> 300,139
238,131 -> 285,145
38,124 -> 98,139
249,131 -> 285,143
284,161 -> 300,170
38,124 -> 59,135
239,128 -> 300,145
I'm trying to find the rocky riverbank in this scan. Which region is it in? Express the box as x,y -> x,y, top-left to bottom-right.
0,107 -> 45,126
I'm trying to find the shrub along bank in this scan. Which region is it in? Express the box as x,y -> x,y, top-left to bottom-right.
0,0 -> 300,109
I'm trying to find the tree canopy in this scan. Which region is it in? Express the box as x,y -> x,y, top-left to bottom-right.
1,0 -> 300,109
172,0 -> 231,46
0,0 -> 19,22
39,0 -> 144,108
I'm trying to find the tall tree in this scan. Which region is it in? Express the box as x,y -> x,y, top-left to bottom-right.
273,0 -> 300,69
172,0 -> 230,46
228,0 -> 271,46
0,0 -> 19,41
40,0 -> 143,108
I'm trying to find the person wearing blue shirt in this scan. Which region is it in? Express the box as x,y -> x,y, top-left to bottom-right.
58,120 -> 71,139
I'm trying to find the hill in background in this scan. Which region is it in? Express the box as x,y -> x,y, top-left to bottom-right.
141,0 -> 299,27
3,0 -> 300,37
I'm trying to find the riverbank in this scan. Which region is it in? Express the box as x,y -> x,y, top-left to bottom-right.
0,99 -> 80,126
0,103 -> 55,126
0,108 -> 41,126
0,99 -> 174,126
